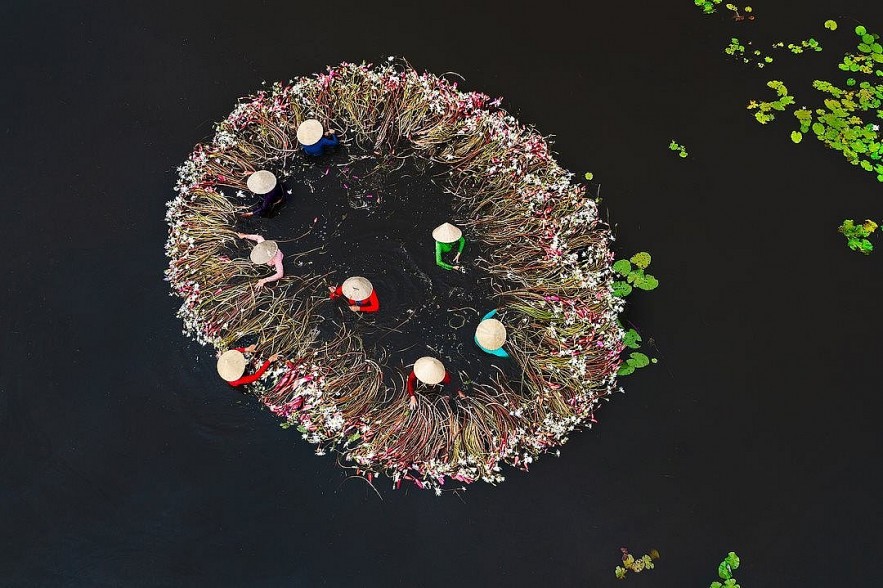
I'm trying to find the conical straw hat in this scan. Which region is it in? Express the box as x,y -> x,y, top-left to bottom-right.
250,240 -> 278,264
217,349 -> 247,381
475,318 -> 507,350
341,276 -> 373,301
413,356 -> 446,385
432,222 -> 462,243
297,119 -> 324,146
246,170 -> 277,194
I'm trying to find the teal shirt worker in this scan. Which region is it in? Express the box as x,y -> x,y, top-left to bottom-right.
475,309 -> 509,358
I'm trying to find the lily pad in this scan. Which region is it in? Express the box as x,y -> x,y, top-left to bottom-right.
824,19 -> 838,31
612,259 -> 632,276
634,274 -> 659,291
617,362 -> 636,376
623,328 -> 642,349
629,251 -> 652,269
612,281 -> 633,297
627,352 -> 650,368
791,130 -> 803,143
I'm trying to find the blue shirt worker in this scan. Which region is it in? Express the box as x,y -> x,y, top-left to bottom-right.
297,118 -> 339,156
474,309 -> 509,358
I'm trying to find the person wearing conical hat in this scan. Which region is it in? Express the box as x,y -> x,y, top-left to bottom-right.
297,119 -> 339,157
406,356 -> 462,409
328,276 -> 380,313
474,309 -> 510,358
433,222 -> 465,271
240,170 -> 285,218
217,347 -> 282,387
236,232 -> 284,289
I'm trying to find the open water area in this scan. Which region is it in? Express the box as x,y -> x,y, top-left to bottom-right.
1,0 -> 882,585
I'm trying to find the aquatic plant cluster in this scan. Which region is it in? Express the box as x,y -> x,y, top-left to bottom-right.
614,547 -> 660,579
165,61 -> 625,491
710,552 -> 742,588
838,218 -> 879,253
750,25 -> 883,182
724,38 -> 773,68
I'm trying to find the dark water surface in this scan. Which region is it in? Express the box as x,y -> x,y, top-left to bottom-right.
240,152 -> 510,391
2,0 -> 882,585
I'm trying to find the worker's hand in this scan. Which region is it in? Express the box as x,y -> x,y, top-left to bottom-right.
452,265 -> 461,270
327,286 -> 336,293
457,390 -> 466,399
409,396 -> 417,409
244,344 -> 257,353
239,212 -> 253,218
453,253 -> 461,262
268,353 -> 282,362
348,305 -> 360,312
236,232 -> 248,238
255,281 -> 265,289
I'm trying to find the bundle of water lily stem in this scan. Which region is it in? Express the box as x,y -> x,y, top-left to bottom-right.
165,59 -> 625,492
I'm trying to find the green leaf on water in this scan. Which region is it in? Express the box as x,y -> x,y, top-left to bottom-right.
623,328 -> 642,349
628,352 -> 650,368
856,25 -> 867,36
584,171 -> 594,181
634,273 -> 660,291
824,19 -> 838,31
617,362 -> 636,376
612,259 -> 632,276
791,130 -> 803,143
629,251 -> 652,269
612,281 -> 633,297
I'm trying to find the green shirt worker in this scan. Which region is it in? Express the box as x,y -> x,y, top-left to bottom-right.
433,222 -> 465,270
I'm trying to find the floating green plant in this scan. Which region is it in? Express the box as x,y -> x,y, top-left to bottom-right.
748,26 -> 883,182
617,324 -> 658,376
771,37 -> 822,54
584,171 -> 594,181
615,547 -> 660,579
612,251 -> 659,296
710,552 -> 742,588
725,38 -> 772,67
669,139 -> 689,158
838,218 -> 879,254
617,350 -> 652,376
746,80 -> 795,124
694,0 -> 722,15
825,19 -> 838,31
724,4 -> 754,22
725,37 -> 746,57
613,252 -> 659,376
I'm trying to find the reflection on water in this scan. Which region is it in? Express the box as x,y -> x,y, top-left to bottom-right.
236,150 -> 515,391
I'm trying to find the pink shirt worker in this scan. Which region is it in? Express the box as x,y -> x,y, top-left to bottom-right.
236,232 -> 284,289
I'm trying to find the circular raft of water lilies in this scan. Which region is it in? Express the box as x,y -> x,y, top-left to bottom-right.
165,60 -> 624,491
